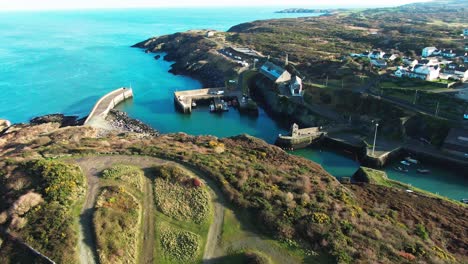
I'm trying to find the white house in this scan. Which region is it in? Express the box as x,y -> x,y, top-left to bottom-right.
445,64 -> 468,81
260,62 -> 292,84
442,49 -> 456,58
206,31 -> 216,38
422,47 -> 437,57
371,59 -> 387,68
370,51 -> 385,59
383,53 -> 398,61
395,67 -> 408,78
409,64 -> 440,81
419,58 -> 439,66
289,76 -> 303,97
402,58 -> 418,67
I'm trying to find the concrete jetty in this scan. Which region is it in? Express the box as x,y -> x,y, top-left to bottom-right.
174,88 -> 241,114
84,87 -> 133,127
275,123 -> 325,149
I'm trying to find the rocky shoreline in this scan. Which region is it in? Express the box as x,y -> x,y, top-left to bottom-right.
106,109 -> 159,136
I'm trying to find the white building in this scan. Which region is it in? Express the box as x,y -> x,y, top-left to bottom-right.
289,76 -> 303,97
260,62 -> 292,84
371,59 -> 387,68
402,58 -> 418,67
442,50 -> 456,58
206,31 -> 215,38
409,65 -> 440,81
370,51 -> 385,59
383,53 -> 398,61
422,47 -> 437,57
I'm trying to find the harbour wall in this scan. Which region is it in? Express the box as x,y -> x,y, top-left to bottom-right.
84,87 -> 133,125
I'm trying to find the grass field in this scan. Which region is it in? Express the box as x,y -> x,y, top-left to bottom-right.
94,186 -> 142,264
153,164 -> 212,264
101,164 -> 144,191
220,208 -> 330,264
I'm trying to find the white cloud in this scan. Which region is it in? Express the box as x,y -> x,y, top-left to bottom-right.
0,0 -> 429,11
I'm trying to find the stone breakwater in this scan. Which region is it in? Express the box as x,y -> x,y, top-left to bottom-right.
106,110 -> 159,136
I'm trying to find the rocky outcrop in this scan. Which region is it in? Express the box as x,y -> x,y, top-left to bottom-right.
30,114 -> 85,127
132,32 -> 238,87
106,110 -> 159,136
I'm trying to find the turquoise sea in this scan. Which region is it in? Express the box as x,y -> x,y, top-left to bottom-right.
0,8 -> 466,200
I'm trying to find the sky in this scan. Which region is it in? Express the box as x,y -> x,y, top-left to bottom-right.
0,0 -> 429,11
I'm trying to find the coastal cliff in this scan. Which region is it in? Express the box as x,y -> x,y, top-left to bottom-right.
132,31 -> 239,87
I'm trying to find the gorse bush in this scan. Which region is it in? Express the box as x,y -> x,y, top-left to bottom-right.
21,160 -> 86,263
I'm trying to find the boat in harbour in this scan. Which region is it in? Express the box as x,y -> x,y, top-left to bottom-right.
394,166 -> 408,173
405,157 -> 419,164
209,104 -> 215,112
400,160 -> 411,166
192,101 -> 197,108
417,169 -> 431,174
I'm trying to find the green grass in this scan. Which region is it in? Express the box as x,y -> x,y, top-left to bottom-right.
153,164 -> 212,264
101,164 -> 144,191
379,80 -> 445,91
357,167 -> 466,206
94,186 -> 141,264
157,223 -> 201,263
221,208 -> 328,264
153,175 -> 210,224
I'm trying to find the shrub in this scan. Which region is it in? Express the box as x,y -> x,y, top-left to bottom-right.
311,212 -> 330,224
415,224 -> 429,240
159,225 -> 200,261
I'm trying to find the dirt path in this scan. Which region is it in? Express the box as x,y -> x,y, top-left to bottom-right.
72,155 -> 224,264
141,170 -> 156,264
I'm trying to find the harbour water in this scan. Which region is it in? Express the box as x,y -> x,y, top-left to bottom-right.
0,8 -> 466,200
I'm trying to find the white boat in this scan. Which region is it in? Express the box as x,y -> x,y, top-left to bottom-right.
209,104 -> 215,112
417,169 -> 431,174
400,160 -> 411,166
191,101 -> 197,108
405,157 -> 418,164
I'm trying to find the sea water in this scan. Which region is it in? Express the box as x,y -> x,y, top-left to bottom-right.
0,8 -> 466,200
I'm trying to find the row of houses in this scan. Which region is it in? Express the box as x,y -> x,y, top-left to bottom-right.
395,59 -> 468,81
421,47 -> 459,58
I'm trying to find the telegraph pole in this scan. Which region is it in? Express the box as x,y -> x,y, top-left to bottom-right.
372,122 -> 379,156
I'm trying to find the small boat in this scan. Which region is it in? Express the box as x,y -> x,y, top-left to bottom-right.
394,166 -> 408,173
191,101 -> 197,108
222,102 -> 229,112
400,160 -> 411,166
461,198 -> 468,204
417,169 -> 431,174
209,104 -> 215,112
405,157 -> 419,164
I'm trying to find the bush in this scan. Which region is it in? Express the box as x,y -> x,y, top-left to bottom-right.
159,225 -> 200,261
415,224 -> 429,240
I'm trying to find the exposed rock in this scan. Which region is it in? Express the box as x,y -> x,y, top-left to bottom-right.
154,55 -> 161,60
106,110 -> 159,136
30,114 -> 85,127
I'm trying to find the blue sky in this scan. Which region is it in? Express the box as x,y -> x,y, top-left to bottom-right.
0,0 -> 429,11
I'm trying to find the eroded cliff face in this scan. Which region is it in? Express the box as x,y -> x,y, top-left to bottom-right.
133,31 -> 238,87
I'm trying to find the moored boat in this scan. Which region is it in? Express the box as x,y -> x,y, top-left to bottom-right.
417,169 -> 431,174
394,166 -> 408,173
405,157 -> 419,164
192,101 -> 197,108
400,160 -> 411,166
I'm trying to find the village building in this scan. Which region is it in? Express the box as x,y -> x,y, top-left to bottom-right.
290,123 -> 320,137
441,49 -> 456,58
422,47 -> 437,57
382,53 -> 398,61
206,31 -> 215,38
371,59 -> 387,68
419,58 -> 439,66
442,128 -> 468,159
402,58 -> 418,67
289,76 -> 303,97
369,50 -> 385,59
396,64 -> 440,81
260,61 -> 292,84
445,63 -> 468,81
